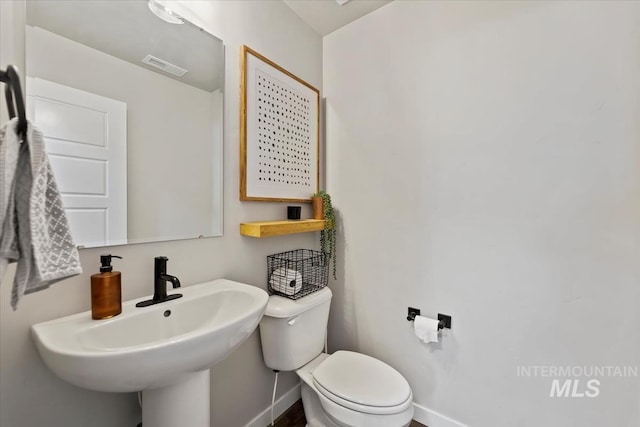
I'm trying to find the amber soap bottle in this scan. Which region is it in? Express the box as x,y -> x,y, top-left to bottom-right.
91,255 -> 123,320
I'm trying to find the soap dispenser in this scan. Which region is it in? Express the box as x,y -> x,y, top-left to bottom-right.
91,255 -> 123,320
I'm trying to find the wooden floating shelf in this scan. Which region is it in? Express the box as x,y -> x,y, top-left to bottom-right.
240,219 -> 326,238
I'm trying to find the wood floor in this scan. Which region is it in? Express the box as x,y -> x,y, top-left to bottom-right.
273,399 -> 427,427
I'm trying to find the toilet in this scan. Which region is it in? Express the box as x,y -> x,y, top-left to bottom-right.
259,287 -> 414,427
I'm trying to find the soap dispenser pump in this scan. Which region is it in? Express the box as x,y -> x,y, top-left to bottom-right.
91,255 -> 123,320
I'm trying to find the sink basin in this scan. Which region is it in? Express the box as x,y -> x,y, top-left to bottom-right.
32,279 -> 268,392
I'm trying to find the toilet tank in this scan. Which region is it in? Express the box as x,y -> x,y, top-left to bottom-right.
259,287 -> 332,371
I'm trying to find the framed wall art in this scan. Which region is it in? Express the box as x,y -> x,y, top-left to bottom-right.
240,45 -> 320,202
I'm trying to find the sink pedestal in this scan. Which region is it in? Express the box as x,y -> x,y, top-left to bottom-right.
142,370 -> 210,427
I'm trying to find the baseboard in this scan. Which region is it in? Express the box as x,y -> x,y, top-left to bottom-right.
413,402 -> 468,427
245,382 -> 302,427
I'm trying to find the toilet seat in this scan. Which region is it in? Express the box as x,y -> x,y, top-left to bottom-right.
312,351 -> 413,415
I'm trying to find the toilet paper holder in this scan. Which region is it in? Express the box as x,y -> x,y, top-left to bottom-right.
406,307 -> 451,330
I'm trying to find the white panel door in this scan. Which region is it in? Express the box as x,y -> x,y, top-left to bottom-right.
27,77 -> 127,247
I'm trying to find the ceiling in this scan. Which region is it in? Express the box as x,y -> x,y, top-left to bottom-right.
283,0 -> 392,36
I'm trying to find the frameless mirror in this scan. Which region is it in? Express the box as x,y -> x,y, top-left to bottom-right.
25,0 -> 224,248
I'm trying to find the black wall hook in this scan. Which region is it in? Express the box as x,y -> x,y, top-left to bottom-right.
0,65 -> 27,138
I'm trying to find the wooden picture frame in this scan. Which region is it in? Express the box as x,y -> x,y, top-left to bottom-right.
240,45 -> 320,202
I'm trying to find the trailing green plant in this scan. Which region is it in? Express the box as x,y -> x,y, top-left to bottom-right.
313,190 -> 337,279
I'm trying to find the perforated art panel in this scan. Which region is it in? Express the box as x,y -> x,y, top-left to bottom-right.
242,46 -> 319,201
256,70 -> 313,188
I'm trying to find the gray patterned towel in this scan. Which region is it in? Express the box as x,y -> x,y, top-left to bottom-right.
0,118 -> 82,309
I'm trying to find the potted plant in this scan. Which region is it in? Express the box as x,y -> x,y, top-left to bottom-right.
311,193 -> 324,220
312,191 -> 337,279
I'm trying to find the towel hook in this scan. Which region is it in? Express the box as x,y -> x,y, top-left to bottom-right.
0,65 -> 27,138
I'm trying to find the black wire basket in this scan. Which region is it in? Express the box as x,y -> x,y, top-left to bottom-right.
267,249 -> 328,300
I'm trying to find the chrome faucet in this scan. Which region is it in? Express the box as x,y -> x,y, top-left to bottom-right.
136,256 -> 183,307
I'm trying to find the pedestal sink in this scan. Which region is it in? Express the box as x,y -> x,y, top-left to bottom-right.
31,279 -> 268,427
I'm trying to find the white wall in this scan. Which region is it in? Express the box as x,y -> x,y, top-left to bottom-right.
1,1 -> 321,426
324,1 -> 640,426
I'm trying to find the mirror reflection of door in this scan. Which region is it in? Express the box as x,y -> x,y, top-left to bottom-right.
27,77 -> 127,247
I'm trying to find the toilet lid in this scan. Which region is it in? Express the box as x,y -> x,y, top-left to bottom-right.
312,351 -> 411,410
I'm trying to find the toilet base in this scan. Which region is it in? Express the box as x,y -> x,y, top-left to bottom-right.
301,382 -> 341,427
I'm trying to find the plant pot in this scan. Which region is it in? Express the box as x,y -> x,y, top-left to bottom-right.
312,196 -> 324,220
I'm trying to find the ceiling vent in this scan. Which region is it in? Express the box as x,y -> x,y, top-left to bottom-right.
141,54 -> 188,77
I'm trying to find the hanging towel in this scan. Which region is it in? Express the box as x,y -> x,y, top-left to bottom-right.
0,118 -> 82,309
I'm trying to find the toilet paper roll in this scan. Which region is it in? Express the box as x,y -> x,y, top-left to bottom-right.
269,268 -> 303,296
414,315 -> 440,343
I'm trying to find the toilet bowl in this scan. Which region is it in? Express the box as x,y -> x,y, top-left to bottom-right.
259,287 -> 413,427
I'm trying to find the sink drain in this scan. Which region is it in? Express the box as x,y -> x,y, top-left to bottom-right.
163,310 -> 171,317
